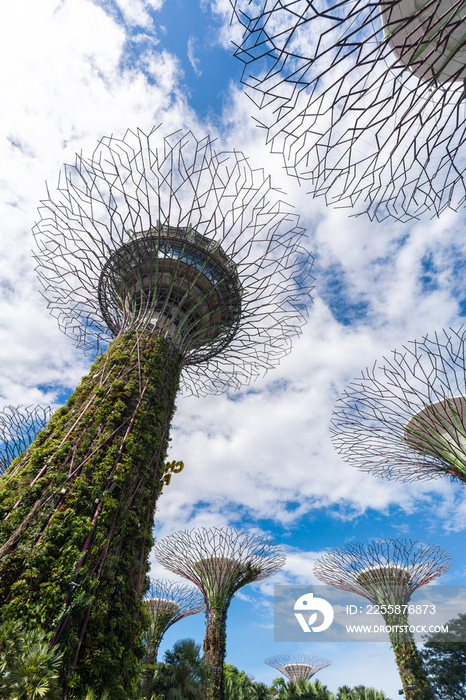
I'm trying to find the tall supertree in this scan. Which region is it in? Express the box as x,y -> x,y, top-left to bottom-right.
0,405 -> 52,475
230,0 -> 466,220
143,579 -> 205,664
0,128 -> 312,698
264,654 -> 331,683
330,326 -> 466,484
314,538 -> 451,700
153,527 -> 286,700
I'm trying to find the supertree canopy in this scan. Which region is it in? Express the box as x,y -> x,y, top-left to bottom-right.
0,128 -> 312,699
141,579 -> 204,695
35,127 -> 312,394
264,654 -> 331,682
230,0 -> 466,220
143,579 -> 205,663
314,538 -> 451,700
153,527 -> 285,700
331,326 -> 466,483
0,405 -> 52,475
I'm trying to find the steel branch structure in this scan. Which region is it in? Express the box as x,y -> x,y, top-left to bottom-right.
153,527 -> 285,700
141,578 -> 204,695
35,126 -> 312,395
314,538 -> 451,700
143,579 -> 205,663
0,405 -> 52,476
231,0 -> 466,220
264,654 -> 331,682
0,128 -> 312,699
331,326 -> 466,483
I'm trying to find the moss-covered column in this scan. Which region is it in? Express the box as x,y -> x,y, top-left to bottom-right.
384,613 -> 434,700
203,604 -> 228,700
0,329 -> 181,699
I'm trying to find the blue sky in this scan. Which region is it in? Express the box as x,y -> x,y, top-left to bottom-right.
1,1 -> 466,697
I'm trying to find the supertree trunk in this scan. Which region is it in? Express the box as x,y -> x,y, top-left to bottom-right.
314,539 -> 450,700
154,528 -> 285,700
203,605 -> 228,700
0,329 -> 181,698
21,127 -> 311,696
383,614 -> 433,700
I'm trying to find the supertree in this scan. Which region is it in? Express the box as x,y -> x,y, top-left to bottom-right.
141,579 -> 204,694
153,527 -> 286,700
264,654 -> 331,683
330,326 -> 466,483
0,127 -> 312,698
314,538 -> 451,700
0,405 -> 52,475
143,579 -> 205,664
230,0 -> 466,221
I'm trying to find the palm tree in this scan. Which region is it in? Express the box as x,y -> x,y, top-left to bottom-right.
224,676 -> 273,700
278,678 -> 335,699
0,620 -> 62,700
224,674 -> 252,699
250,681 -> 273,699
336,687 -> 391,700
150,639 -> 206,700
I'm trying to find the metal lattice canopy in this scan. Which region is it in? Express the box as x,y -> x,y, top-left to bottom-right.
0,405 -> 52,476
143,579 -> 205,660
264,654 -> 331,682
315,538 -> 449,700
230,0 -> 466,220
313,538 -> 451,605
154,527 -> 285,700
144,578 -> 205,626
34,127 -> 313,396
153,527 -> 285,604
331,326 -> 466,483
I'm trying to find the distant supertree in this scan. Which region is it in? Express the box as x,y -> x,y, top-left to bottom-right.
230,0 -> 466,220
143,579 -> 205,664
264,654 -> 331,682
0,128 -> 312,698
314,538 -> 451,700
0,405 -> 52,475
153,527 -> 286,700
141,579 -> 204,695
331,326 -> 466,484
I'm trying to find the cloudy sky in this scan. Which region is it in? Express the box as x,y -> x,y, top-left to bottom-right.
2,0 -> 466,696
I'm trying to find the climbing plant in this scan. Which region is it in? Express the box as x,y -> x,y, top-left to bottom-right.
0,330 -> 181,698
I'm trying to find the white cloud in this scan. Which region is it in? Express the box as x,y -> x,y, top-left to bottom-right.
0,0 -> 199,407
95,0 -> 165,28
3,3 -> 463,697
187,36 -> 202,76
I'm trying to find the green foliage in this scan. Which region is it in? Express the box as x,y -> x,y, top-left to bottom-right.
150,639 -> 206,700
385,625 -> 434,700
0,619 -> 63,699
421,612 -> 466,700
335,685 -> 391,700
0,330 -> 182,699
71,690 -> 111,700
224,672 -> 252,699
223,671 -> 274,700
250,681 -> 273,699
277,678 -> 335,699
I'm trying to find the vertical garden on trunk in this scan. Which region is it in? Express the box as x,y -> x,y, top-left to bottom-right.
0,330 -> 181,697
0,127 -> 312,697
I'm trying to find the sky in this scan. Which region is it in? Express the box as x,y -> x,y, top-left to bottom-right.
1,0 -> 466,697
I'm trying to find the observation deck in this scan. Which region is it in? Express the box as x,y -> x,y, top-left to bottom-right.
404,396 -> 466,466
98,225 -> 242,363
382,0 -> 466,82
356,565 -> 411,604
283,664 -> 318,682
